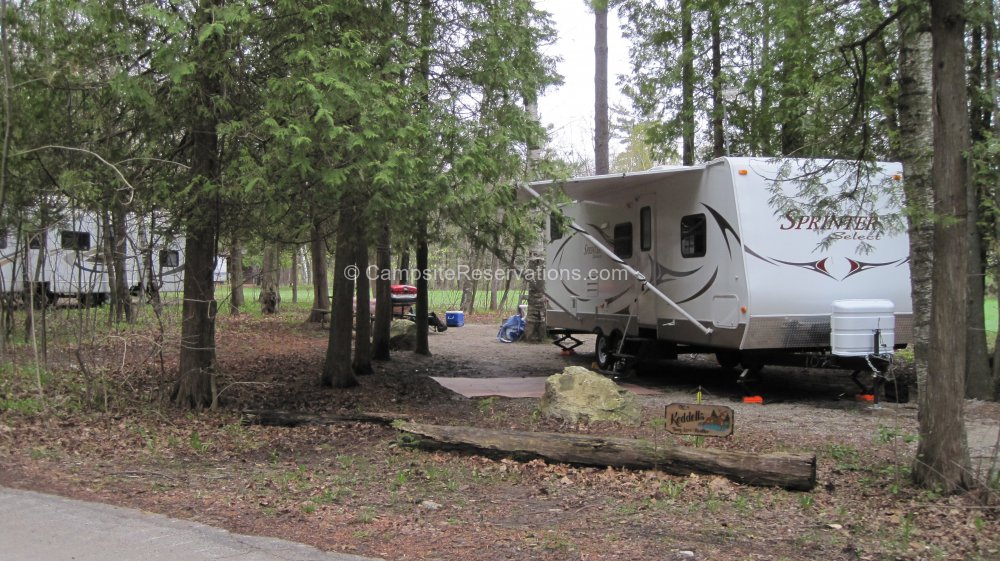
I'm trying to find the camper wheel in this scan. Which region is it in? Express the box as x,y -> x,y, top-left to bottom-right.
595,332 -> 619,370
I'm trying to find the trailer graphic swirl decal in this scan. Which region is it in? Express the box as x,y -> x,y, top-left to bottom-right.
746,244 -> 907,281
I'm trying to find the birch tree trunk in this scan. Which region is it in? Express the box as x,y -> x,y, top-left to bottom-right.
897,0 -> 933,409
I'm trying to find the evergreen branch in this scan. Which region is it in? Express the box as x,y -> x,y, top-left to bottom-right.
840,7 -> 906,51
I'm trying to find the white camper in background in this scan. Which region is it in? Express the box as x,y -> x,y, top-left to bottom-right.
0,209 -> 219,306
526,157 -> 911,375
0,210 -> 110,306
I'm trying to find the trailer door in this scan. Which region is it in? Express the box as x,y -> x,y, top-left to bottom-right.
637,194 -> 657,327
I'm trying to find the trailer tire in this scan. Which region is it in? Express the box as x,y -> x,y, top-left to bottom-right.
595,332 -> 618,371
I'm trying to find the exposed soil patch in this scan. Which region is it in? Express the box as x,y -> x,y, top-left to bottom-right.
1,313 -> 998,561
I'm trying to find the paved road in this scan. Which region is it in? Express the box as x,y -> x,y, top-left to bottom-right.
0,486 -> 382,561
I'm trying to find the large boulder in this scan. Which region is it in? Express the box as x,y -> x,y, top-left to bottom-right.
537,366 -> 642,425
389,319 -> 417,350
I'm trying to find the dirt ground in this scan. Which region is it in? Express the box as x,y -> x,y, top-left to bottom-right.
1,313 -> 999,561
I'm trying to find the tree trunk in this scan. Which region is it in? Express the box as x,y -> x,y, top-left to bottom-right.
459,244 -> 481,314
106,203 -> 131,323
228,234 -> 244,315
260,243 -> 280,314
594,2 -> 609,175
353,222 -> 373,376
372,218 -> 392,360
291,243 -> 298,304
138,216 -> 160,311
680,0 -> 695,165
397,422 -> 816,491
322,198 -> 359,388
710,1 -> 725,158
991,0 -> 1000,397
398,249 -> 410,285
415,219 -> 431,356
897,1 -> 934,407
489,252 -> 499,311
522,251 -> 546,342
308,217 -> 330,322
173,0 -> 222,410
914,0 -> 974,492
966,19 -> 996,400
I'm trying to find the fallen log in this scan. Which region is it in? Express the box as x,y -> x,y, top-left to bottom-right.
241,409 -> 407,427
396,422 -> 816,491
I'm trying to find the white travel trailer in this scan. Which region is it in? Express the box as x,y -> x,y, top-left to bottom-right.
0,209 -> 224,306
0,210 -> 110,306
526,157 -> 911,375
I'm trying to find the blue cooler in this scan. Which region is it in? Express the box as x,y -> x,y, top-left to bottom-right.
445,311 -> 465,327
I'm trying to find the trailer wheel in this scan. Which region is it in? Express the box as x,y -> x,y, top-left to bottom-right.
595,332 -> 618,370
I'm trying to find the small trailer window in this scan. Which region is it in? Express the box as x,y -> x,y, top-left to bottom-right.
28,235 -> 41,249
60,230 -> 90,250
160,250 -> 180,268
681,214 -> 706,258
640,206 -> 652,251
613,222 -> 633,259
549,212 -> 563,241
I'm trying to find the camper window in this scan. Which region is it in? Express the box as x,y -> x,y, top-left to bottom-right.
681,214 -> 706,258
640,206 -> 652,251
613,222 -> 633,258
549,212 -> 563,241
60,231 -> 90,251
160,250 -> 180,268
28,235 -> 41,249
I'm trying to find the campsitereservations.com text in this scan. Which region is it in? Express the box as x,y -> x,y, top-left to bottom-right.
344,264 -> 629,283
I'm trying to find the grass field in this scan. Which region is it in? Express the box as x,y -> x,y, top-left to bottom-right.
211,285 -> 523,319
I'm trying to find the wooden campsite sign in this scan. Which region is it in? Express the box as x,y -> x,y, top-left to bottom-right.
664,403 -> 734,437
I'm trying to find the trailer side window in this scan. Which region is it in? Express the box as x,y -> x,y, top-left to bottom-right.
549,212 -> 563,242
159,250 -> 180,268
640,206 -> 652,251
613,222 -> 633,259
681,214 -> 706,258
28,235 -> 41,249
60,230 -> 90,250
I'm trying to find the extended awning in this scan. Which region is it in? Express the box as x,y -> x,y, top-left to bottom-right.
519,164 -> 706,202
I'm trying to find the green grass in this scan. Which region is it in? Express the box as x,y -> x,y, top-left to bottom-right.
213,284 -> 521,317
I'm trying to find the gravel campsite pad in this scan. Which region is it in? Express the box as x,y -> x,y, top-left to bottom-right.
1,314 -> 999,560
